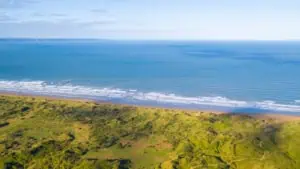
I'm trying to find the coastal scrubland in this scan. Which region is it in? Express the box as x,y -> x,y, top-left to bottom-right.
1,95 -> 300,169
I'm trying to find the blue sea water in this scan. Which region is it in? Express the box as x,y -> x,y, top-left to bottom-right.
1,39 -> 300,114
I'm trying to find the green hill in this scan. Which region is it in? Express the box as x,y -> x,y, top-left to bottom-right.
1,95 -> 300,169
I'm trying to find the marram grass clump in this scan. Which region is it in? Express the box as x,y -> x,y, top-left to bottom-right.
1,95 -> 300,169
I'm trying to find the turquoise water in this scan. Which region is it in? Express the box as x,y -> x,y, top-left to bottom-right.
1,39 -> 300,114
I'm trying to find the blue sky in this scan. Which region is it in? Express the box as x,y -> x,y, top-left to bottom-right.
0,0 -> 300,40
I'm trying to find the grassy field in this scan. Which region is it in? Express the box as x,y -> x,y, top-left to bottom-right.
1,95 -> 300,169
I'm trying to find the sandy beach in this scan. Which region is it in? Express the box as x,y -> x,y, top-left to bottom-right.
1,92 -> 300,123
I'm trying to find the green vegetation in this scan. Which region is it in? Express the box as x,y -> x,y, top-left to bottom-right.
1,95 -> 300,169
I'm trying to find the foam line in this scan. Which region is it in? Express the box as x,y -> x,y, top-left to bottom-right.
0,80 -> 300,113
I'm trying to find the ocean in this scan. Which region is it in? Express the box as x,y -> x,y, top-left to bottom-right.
1,39 -> 300,114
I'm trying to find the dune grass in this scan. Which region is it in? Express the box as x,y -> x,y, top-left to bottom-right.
0,95 -> 300,169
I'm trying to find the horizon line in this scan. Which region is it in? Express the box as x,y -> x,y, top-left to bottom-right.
1,37 -> 300,42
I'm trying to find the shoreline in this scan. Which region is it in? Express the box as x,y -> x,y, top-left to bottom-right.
1,92 -> 300,123
1,80 -> 300,114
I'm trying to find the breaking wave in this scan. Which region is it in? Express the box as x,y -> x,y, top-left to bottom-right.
0,80 -> 300,113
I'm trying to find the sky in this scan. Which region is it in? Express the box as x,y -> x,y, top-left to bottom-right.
0,0 -> 300,40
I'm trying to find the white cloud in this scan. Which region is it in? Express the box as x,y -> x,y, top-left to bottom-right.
91,9 -> 107,13
0,0 -> 38,8
0,12 -> 15,22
